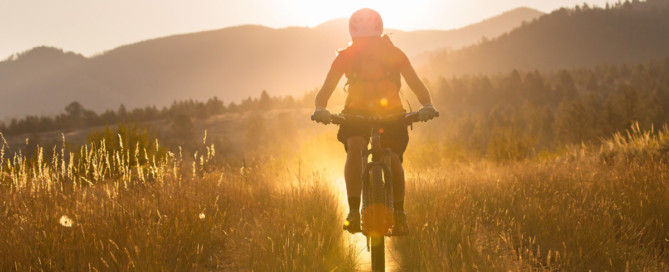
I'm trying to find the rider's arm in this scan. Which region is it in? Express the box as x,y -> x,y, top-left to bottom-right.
399,56 -> 433,106
315,56 -> 345,108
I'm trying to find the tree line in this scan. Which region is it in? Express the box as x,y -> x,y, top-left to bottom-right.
428,57 -> 669,160
3,57 -> 669,162
0,91 -> 312,136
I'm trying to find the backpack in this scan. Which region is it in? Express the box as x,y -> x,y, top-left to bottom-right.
340,35 -> 404,114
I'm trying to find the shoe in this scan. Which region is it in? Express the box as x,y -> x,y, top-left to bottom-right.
391,211 -> 409,236
343,211 -> 361,233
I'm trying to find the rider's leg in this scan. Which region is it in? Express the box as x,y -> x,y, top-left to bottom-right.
390,153 -> 405,212
390,152 -> 409,235
345,136 -> 368,212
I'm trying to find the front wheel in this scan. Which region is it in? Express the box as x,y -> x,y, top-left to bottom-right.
369,165 -> 387,271
371,235 -> 385,271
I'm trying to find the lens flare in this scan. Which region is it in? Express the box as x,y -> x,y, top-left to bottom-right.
59,215 -> 73,227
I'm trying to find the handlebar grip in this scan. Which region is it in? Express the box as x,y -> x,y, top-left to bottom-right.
405,111 -> 440,124
405,112 -> 419,124
330,114 -> 345,125
312,114 -> 344,125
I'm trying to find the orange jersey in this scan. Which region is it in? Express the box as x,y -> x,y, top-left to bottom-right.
332,36 -> 410,115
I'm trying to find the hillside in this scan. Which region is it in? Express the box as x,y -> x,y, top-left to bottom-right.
0,8 -> 542,119
426,1 -> 669,76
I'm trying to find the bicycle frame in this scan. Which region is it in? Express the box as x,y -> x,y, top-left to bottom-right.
359,117 -> 395,237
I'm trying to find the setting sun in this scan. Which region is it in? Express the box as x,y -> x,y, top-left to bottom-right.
272,0 -> 436,29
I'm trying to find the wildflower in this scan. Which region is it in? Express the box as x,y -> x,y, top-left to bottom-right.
59,215 -> 74,227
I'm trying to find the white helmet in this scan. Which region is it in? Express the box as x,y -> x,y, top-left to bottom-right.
349,8 -> 383,38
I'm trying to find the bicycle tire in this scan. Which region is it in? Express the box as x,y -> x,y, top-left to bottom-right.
371,236 -> 385,271
370,165 -> 385,271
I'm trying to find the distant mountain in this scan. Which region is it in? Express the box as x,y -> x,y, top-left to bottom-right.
393,7 -> 545,54
0,47 -> 86,98
0,8 -> 542,118
425,1 -> 669,76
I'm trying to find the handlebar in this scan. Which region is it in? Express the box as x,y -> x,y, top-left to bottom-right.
311,111 -> 439,126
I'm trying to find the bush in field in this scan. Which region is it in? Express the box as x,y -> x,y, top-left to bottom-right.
599,122 -> 669,164
170,114 -> 196,147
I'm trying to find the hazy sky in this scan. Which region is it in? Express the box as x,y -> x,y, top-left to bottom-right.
1,0 -> 614,59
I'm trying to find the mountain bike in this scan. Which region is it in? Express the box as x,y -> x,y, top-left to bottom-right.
312,111 -> 438,272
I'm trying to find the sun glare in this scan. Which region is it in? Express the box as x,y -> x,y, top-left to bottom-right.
279,0 -> 436,30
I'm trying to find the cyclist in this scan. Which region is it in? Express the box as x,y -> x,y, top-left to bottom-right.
312,8 -> 437,235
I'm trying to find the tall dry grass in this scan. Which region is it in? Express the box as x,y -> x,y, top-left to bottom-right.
393,124 -> 669,271
4,117 -> 667,271
0,130 -> 355,271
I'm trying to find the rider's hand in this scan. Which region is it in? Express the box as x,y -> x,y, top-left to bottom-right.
312,107 -> 331,124
418,103 -> 438,122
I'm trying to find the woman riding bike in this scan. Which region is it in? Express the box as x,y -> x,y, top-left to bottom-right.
312,8 -> 437,235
